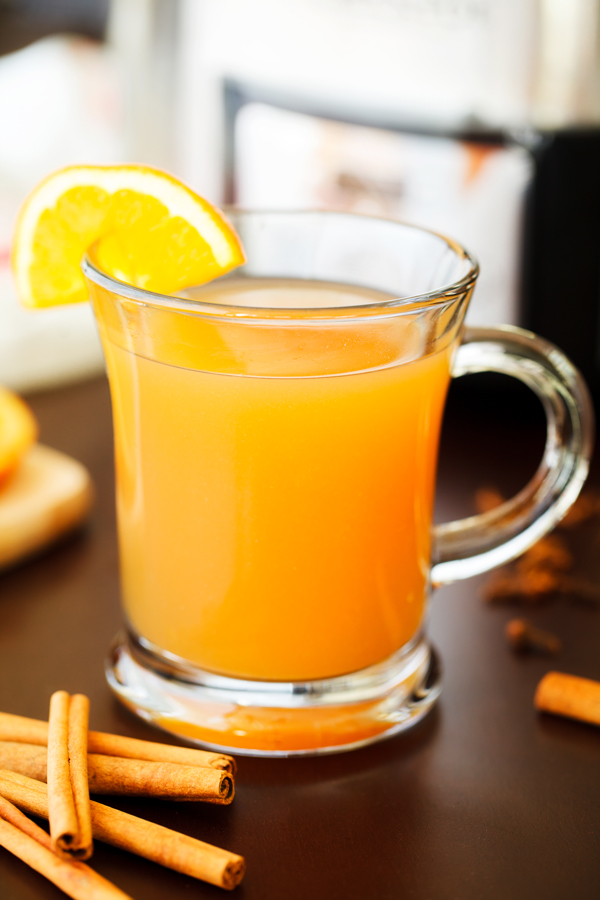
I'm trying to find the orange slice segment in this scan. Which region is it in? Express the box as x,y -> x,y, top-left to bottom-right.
0,387 -> 38,487
12,165 -> 245,308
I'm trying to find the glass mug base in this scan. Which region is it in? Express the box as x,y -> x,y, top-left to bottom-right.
105,631 -> 442,757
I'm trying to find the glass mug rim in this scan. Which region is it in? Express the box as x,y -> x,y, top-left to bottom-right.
81,209 -> 479,320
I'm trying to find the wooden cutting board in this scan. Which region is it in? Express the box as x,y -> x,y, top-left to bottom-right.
0,444 -> 93,570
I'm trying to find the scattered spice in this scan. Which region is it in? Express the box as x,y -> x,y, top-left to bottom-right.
505,618 -> 561,655
474,486 -> 505,514
555,490 -> 600,529
486,569 -> 600,606
484,567 -> 560,604
478,487 -> 600,607
557,576 -> 600,605
515,535 -> 573,574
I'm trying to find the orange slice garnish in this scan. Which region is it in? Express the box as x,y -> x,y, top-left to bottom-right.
12,165 -> 245,308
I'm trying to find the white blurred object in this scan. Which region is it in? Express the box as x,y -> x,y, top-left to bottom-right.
104,0 -> 600,332
536,0 -> 600,127
171,0 -> 600,202
107,0 -> 180,171
0,35 -> 124,392
235,104 -> 532,327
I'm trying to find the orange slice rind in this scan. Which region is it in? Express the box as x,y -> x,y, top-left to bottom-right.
12,165 -> 245,308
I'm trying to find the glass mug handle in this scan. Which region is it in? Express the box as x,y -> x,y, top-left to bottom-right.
431,325 -> 595,585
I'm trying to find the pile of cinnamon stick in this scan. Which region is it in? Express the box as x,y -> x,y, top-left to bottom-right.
474,488 -> 600,733
477,488 -> 600,607
0,692 -> 244,898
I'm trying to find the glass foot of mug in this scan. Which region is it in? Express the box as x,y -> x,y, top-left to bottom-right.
105,631 -> 442,757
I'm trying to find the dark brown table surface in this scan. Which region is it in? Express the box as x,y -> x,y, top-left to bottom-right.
1,375 -> 599,900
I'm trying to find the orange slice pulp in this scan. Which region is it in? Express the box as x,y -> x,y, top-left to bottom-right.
12,165 -> 246,308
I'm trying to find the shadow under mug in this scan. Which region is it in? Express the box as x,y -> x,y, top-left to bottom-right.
83,211 -> 593,756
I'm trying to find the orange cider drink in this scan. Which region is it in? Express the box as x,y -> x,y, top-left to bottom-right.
93,276 -> 455,682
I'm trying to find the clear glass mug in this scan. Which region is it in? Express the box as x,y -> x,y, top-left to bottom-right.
83,211 -> 593,756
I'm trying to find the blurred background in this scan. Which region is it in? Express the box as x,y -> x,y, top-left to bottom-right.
1,0 -> 599,392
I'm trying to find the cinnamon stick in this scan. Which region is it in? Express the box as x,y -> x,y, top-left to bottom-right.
0,711 -> 235,774
0,793 -> 53,847
0,742 -> 233,803
0,795 -> 132,900
534,671 -> 600,726
87,732 -> 237,776
0,770 -> 245,890
69,695 -> 93,857
47,691 -> 92,860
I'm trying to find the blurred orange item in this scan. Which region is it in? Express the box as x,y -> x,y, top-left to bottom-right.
474,486 -> 505,514
516,534 -> 573,574
0,387 -> 37,487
